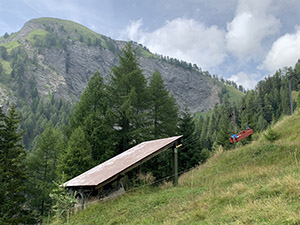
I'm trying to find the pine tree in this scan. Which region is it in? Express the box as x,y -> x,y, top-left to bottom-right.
0,105 -> 31,224
216,96 -> 232,149
49,177 -> 77,219
280,84 -> 290,115
108,43 -> 148,153
70,71 -> 107,129
177,107 -> 200,171
199,116 -> 209,149
59,126 -> 93,181
27,125 -> 64,216
257,114 -> 268,131
148,71 -> 178,138
69,71 -> 114,163
140,71 -> 179,180
207,111 -> 219,142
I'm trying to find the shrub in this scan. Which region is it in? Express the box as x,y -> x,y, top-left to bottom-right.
264,128 -> 279,142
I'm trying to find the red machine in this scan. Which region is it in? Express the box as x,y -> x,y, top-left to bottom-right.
230,129 -> 253,143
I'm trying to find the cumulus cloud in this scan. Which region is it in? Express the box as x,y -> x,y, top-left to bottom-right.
262,27 -> 300,73
229,72 -> 261,90
122,18 -> 226,70
226,0 -> 281,61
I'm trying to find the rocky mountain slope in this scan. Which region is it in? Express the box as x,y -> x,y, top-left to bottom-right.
0,17 -> 235,113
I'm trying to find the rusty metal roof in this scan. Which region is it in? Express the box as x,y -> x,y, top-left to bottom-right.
64,135 -> 182,188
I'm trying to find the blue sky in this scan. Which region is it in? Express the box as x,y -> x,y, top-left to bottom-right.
1,0 -> 300,89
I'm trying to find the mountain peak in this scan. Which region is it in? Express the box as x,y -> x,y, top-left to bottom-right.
0,17 -> 243,113
11,17 -> 102,43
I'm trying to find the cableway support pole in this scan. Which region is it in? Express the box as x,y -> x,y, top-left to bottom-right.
173,147 -> 178,186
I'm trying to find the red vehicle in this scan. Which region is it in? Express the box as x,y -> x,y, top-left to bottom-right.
230,129 -> 253,143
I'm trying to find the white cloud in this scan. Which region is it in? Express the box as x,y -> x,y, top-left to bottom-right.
262,27 -> 300,73
229,72 -> 260,90
226,0 -> 280,61
122,18 -> 226,70
124,19 -> 143,41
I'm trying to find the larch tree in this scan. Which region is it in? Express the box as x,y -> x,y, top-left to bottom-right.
26,125 -> 64,216
148,70 -> 178,139
142,71 -> 179,180
59,126 -> 93,181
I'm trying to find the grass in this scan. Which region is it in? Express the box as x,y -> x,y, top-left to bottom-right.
30,17 -> 106,46
0,41 -> 20,53
135,45 -> 157,58
193,110 -> 213,122
194,85 -> 244,121
0,60 -> 12,74
292,90 -> 298,102
50,109 -> 300,224
226,84 -> 245,104
25,29 -> 48,43
29,18 -> 159,57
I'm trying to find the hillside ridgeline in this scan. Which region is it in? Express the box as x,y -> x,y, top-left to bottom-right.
52,109 -> 300,224
0,17 -> 242,113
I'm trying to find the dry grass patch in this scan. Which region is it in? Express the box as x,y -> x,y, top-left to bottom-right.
222,197 -> 300,224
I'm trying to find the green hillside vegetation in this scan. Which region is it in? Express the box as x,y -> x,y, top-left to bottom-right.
194,110 -> 212,121
25,29 -> 49,43
194,84 -> 245,121
31,17 -> 104,41
292,90 -> 298,103
28,18 -> 156,58
52,109 -> 300,224
1,17 -> 299,224
27,18 -> 111,52
0,41 -> 20,53
0,60 -> 12,74
226,84 -> 245,103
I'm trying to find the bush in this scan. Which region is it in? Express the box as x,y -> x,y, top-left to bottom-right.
199,148 -> 211,163
135,172 -> 155,186
263,128 -> 279,142
49,179 -> 77,219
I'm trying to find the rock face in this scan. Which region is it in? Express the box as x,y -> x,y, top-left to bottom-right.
0,18 -> 221,113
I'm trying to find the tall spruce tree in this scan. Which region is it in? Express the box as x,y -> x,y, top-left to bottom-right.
177,107 -> 200,171
141,71 -> 179,180
199,116 -> 209,149
216,96 -> 232,149
59,126 -> 93,181
0,105 -> 31,224
69,71 -> 114,163
108,43 -> 148,153
148,70 -> 178,138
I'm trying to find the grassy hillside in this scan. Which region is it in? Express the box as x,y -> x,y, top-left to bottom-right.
27,17 -> 155,58
226,84 -> 245,103
194,85 -> 244,121
51,109 -> 300,224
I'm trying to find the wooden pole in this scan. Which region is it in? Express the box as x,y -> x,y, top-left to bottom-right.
173,147 -> 178,186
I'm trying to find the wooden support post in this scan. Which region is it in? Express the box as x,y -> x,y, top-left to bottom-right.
77,190 -> 85,209
173,147 -> 178,186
